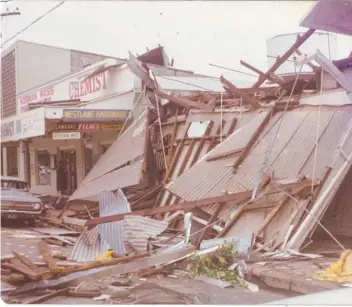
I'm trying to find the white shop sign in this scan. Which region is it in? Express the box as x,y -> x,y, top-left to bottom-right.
18,71 -> 109,113
1,108 -> 46,142
21,108 -> 46,139
53,132 -> 81,140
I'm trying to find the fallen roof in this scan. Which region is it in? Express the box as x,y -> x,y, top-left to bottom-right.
69,109 -> 149,201
167,101 -> 352,214
300,0 -> 352,36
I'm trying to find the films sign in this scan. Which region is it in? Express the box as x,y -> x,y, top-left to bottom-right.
52,123 -> 123,131
62,109 -> 129,122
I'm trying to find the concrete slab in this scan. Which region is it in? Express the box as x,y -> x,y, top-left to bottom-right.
248,258 -> 341,295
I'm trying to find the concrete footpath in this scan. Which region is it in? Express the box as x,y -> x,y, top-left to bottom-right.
247,258 -> 341,295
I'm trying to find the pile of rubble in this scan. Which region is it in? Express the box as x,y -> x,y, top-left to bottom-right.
2,27 -> 352,303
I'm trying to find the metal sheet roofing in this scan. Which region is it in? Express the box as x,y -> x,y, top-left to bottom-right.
69,159 -> 143,201
124,216 -> 168,252
98,190 -> 131,255
167,103 -> 352,217
83,109 -> 148,184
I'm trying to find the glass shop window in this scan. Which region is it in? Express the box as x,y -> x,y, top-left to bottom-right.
37,150 -> 51,185
6,146 -> 18,176
101,143 -> 112,155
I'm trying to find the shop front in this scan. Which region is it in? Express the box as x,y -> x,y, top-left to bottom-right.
28,107 -> 130,196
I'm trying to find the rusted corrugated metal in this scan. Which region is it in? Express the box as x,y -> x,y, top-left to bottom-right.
69,159 -> 143,201
124,216 -> 168,252
166,105 -> 352,219
98,190 -> 131,255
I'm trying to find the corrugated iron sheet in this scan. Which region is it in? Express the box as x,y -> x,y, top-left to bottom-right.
166,104 -> 352,218
71,226 -> 103,262
157,110 -> 263,207
69,159 -> 143,201
84,109 -> 148,184
124,216 -> 168,252
98,190 -> 131,255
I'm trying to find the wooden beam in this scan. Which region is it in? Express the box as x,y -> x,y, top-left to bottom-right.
254,195 -> 290,237
240,60 -> 284,85
232,107 -> 275,170
86,189 -> 253,228
252,28 -> 316,88
154,89 -> 212,111
195,202 -> 224,249
220,76 -> 261,109
39,241 -> 60,273
215,203 -> 246,238
207,120 -> 225,153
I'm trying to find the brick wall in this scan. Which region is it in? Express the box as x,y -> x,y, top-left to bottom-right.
70,50 -> 108,73
1,50 -> 16,118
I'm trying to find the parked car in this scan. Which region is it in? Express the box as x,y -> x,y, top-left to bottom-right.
1,176 -> 43,225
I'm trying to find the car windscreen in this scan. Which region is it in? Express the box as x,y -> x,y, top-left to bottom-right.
1,180 -> 28,190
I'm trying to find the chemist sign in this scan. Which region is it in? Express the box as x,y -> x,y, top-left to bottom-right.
62,109 -> 130,122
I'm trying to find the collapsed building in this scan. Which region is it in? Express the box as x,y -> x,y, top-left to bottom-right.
58,25 -> 352,259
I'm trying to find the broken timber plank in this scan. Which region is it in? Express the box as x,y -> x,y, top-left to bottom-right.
195,202 -> 224,249
232,107 -> 275,170
13,247 -> 195,295
252,28 -> 315,88
39,241 -> 60,273
23,288 -> 69,304
254,195 -> 290,238
220,76 -> 260,109
240,60 -> 284,85
86,189 -> 253,228
154,89 -> 212,111
12,251 -> 40,272
3,259 -> 42,281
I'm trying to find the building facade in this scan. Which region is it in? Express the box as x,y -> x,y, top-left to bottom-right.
0,40 -> 114,187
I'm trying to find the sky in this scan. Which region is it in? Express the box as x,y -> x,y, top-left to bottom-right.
1,1 -> 351,82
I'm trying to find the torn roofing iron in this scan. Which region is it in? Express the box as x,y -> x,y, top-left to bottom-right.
124,215 -> 168,252
69,109 -> 149,201
158,110 -> 269,207
166,104 -> 352,218
70,226 -> 103,263
98,190 -> 131,255
69,159 -> 143,201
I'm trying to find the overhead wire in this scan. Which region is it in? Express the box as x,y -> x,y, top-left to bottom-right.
1,1 -> 65,48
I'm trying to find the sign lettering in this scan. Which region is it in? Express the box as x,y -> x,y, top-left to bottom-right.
53,132 -> 81,140
52,122 -> 123,131
69,72 -> 107,100
19,85 -> 55,112
63,109 -> 129,122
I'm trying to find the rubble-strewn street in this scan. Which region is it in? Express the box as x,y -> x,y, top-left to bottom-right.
1,0 -> 352,304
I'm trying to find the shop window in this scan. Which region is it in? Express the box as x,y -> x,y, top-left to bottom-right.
37,150 -> 51,185
7,146 -> 18,176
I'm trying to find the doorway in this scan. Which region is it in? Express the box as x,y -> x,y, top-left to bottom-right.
58,149 -> 77,195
